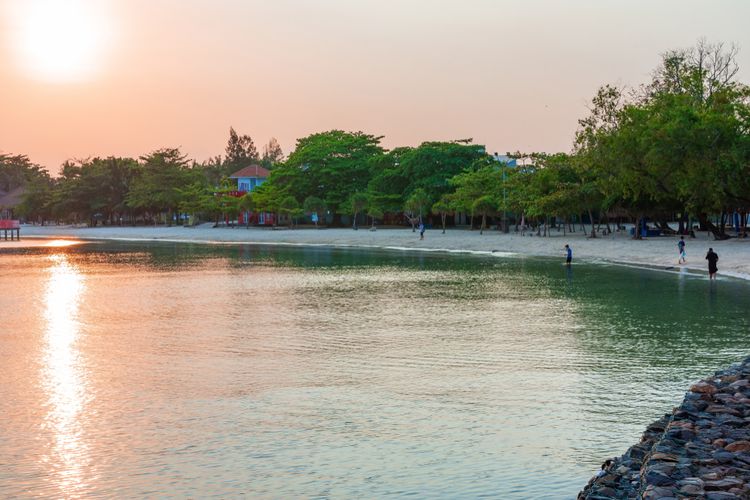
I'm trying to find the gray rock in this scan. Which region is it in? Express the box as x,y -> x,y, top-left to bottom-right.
705,492 -> 740,500
645,470 -> 675,486
704,477 -> 744,490
713,450 -> 735,464
678,483 -> 704,496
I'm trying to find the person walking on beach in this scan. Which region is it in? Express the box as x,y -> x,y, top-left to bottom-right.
564,244 -> 572,265
418,221 -> 425,240
677,236 -> 686,264
706,248 -> 719,279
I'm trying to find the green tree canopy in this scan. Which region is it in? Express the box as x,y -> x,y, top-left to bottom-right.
274,130 -> 384,216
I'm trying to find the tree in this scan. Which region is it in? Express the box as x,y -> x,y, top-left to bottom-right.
472,196 -> 497,235
303,195 -> 327,227
449,164 -> 503,230
252,182 -> 283,226
403,188 -> 431,231
261,138 -> 284,168
575,41 -> 750,240
279,195 -> 302,228
367,141 -> 488,213
0,153 -> 47,192
239,192 -> 256,228
0,153 -> 52,222
17,172 -> 54,224
403,197 -> 419,231
348,192 -> 369,230
367,203 -> 383,230
127,148 -> 196,225
646,40 -> 741,106
225,127 -> 259,173
198,155 -> 226,187
178,182 -> 214,225
280,130 -> 385,220
431,197 -> 453,234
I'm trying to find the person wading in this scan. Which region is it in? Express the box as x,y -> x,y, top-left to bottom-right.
706,248 -> 719,280
678,236 -> 686,264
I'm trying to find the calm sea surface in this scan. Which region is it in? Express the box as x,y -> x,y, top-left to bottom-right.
1,239 -> 749,498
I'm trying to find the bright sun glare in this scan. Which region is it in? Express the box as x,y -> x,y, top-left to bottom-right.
13,0 -> 112,83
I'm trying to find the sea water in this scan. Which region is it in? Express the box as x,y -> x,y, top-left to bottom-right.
1,240 -> 748,498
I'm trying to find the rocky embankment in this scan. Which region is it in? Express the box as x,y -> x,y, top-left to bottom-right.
579,358 -> 750,499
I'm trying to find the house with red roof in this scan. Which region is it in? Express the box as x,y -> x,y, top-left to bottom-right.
230,165 -> 270,193
229,164 -> 273,225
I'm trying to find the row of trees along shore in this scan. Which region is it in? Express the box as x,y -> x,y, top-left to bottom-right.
2,41 -> 749,240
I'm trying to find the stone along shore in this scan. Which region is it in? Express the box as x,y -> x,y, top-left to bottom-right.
579,357 -> 750,499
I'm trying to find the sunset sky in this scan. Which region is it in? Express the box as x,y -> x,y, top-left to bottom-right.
2,0 -> 750,174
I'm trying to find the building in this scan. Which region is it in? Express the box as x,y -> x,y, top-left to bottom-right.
229,164 -> 269,193
228,165 -> 273,225
492,153 -> 517,167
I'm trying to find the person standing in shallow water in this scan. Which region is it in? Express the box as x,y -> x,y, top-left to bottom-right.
565,244 -> 572,265
706,248 -> 719,279
677,236 -> 686,264
418,221 -> 425,240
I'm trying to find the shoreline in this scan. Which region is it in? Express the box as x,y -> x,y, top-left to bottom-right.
10,223 -> 750,280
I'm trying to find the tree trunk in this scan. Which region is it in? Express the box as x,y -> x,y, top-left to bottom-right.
480,214 -> 486,235
587,209 -> 596,238
698,213 -> 731,240
441,213 -> 446,234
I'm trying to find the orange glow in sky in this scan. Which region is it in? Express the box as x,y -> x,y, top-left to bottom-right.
1,0 -> 750,173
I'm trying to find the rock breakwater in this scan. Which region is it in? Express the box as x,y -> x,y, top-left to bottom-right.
579,357 -> 750,499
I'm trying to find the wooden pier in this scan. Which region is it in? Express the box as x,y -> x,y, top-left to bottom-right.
0,220 -> 20,240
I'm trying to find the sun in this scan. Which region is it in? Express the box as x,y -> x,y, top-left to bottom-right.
12,0 -> 112,83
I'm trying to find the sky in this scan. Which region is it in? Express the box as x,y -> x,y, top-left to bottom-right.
2,0 -> 750,174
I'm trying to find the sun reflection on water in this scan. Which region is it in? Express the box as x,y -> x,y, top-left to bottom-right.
44,239 -> 82,248
41,253 -> 89,495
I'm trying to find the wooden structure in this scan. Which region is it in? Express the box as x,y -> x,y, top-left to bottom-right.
0,220 -> 20,240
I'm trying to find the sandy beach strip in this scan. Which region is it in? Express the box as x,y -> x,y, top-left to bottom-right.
12,223 -> 750,280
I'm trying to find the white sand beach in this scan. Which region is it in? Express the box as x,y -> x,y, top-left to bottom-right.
14,223 -> 750,280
